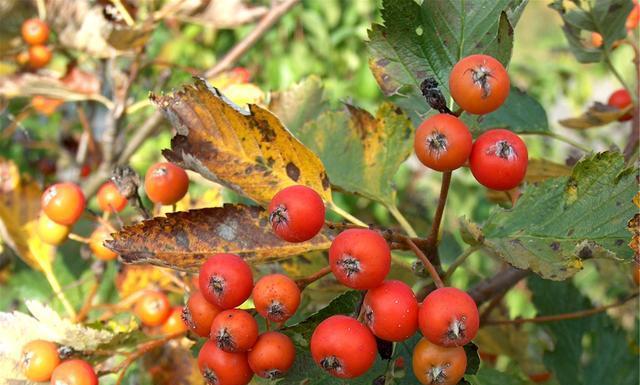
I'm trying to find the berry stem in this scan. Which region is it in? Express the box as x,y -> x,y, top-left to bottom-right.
484,291 -> 639,326
427,171 -> 452,247
405,238 -> 444,289
327,202 -> 368,227
68,233 -> 91,244
442,246 -> 480,282
295,266 -> 332,290
74,262 -> 105,323
385,204 -> 418,238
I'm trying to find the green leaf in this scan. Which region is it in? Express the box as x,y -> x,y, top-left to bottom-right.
461,87 -> 550,135
466,367 -> 531,385
529,276 -> 639,385
367,0 -> 521,115
481,152 -> 636,280
268,76 -> 327,133
288,103 -> 414,206
284,290 -> 362,343
549,0 -> 634,63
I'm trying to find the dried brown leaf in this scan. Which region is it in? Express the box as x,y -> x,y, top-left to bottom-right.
153,78 -> 331,205
107,204 -> 331,271
559,102 -> 633,129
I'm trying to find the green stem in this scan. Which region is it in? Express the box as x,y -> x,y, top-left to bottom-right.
603,48 -> 632,97
442,245 -> 480,282
529,132 -> 591,153
386,204 -> 418,238
41,262 -> 77,319
327,202 -> 367,227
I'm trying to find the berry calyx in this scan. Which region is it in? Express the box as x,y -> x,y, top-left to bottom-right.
310,315 -> 377,378
418,287 -> 479,347
414,114 -> 472,172
268,185 -> 326,242
41,182 -> 86,225
412,338 -> 467,385
363,280 -> 419,342
198,340 -> 253,385
329,229 -> 391,290
97,181 -> 127,213
198,253 -> 254,309
252,273 -> 301,323
21,339 -> 60,381
210,309 -> 258,353
134,290 -> 172,327
469,129 -> 528,191
144,162 -> 189,205
89,227 -> 118,261
248,331 -> 296,379
36,212 -> 70,246
607,89 -> 633,122
449,54 -> 510,115
21,18 -> 50,45
183,290 -> 222,337
50,359 -> 98,385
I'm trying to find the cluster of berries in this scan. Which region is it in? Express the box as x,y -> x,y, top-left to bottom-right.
20,340 -> 97,385
415,54 -> 528,191
18,18 -> 52,69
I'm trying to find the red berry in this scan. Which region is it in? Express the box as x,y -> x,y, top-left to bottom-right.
329,229 -> 391,290
134,290 -> 172,327
41,182 -> 86,225
183,291 -> 222,337
28,44 -> 52,69
210,309 -> 258,353
363,280 -> 419,342
50,359 -> 98,385
607,89 -> 633,122
198,254 -> 253,309
198,340 -> 253,385
418,287 -> 479,347
21,18 -> 49,45
21,340 -> 60,381
310,315 -> 377,378
627,1 -> 640,30
144,162 -> 189,205
469,129 -> 528,191
252,274 -> 301,323
97,181 -> 127,213
89,227 -> 117,261
248,331 -> 296,379
449,54 -> 510,115
161,306 -> 189,335
268,185 -> 325,242
414,114 -> 472,172
412,338 -> 466,385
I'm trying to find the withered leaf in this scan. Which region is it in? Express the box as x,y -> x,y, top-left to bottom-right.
559,102 -> 633,129
106,204 -> 332,271
152,78 -> 331,205
142,341 -> 204,385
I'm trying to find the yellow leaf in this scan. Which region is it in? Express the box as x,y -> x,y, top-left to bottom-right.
152,78 -> 331,205
0,158 -> 55,270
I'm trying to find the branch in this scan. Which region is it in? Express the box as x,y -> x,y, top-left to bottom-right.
203,0 -> 301,78
406,238 -> 444,288
295,266 -> 332,290
426,171 -> 452,246
468,266 -> 530,305
484,291 -> 639,326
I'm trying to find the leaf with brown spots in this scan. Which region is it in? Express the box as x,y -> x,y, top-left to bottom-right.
151,78 -> 331,205
287,102 -> 413,206
481,152 -> 636,280
559,102 -> 633,129
106,204 -> 332,271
